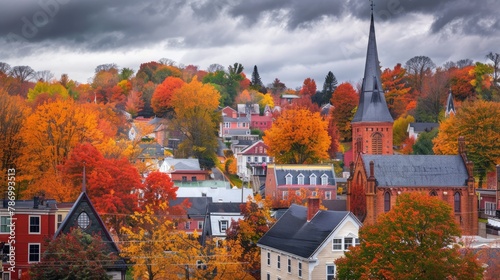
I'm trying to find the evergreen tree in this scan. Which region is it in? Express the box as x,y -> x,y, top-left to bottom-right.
250,65 -> 265,92
316,71 -> 338,105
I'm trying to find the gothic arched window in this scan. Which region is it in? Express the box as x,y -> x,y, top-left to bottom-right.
384,192 -> 391,212
454,192 -> 461,212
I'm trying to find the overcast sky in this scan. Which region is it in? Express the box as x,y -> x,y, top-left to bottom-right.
1,0 -> 499,89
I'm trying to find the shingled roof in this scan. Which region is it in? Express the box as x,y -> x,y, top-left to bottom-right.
352,13 -> 393,123
361,154 -> 469,187
258,204 -> 357,258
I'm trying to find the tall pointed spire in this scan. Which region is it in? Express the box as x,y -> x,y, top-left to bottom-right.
82,162 -> 87,193
445,88 -> 456,117
352,7 -> 393,123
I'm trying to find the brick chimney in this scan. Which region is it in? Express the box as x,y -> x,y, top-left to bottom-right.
307,197 -> 320,221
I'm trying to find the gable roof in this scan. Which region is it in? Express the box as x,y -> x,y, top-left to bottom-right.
170,196 -> 213,217
408,122 -> 439,133
54,192 -> 126,270
361,154 -> 468,187
258,204 -> 358,258
164,158 -> 201,171
352,12 -> 393,123
240,140 -> 268,155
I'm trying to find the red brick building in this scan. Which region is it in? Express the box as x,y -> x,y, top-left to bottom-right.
346,11 -> 478,235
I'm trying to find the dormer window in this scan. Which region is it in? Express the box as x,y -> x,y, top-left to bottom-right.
310,174 -> 317,185
297,173 -> 304,185
321,174 -> 329,185
285,173 -> 293,185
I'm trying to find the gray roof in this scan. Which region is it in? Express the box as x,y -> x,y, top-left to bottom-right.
258,204 -> 353,258
446,90 -> 456,116
352,13 -> 393,123
274,165 -> 336,186
408,122 -> 439,133
170,197 -> 213,217
164,158 -> 201,171
362,154 -> 469,187
222,116 -> 250,123
208,202 -> 243,213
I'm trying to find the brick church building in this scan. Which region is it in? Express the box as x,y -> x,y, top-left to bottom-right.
346,11 -> 478,235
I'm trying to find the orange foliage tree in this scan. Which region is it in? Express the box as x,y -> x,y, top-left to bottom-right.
226,194 -> 275,279
433,100 -> 500,186
141,171 -> 178,211
336,192 -> 484,279
151,76 -> 185,117
381,63 -> 411,119
17,99 -> 102,199
299,77 -> 317,96
263,108 -> 330,164
330,82 -> 359,141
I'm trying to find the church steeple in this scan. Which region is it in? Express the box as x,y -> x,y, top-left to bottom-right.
445,89 -> 456,117
352,9 -> 393,123
351,5 -> 394,156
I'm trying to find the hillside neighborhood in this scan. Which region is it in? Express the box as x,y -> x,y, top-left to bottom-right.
1,2 -> 500,280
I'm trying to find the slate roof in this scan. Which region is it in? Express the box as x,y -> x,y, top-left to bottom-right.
208,202 -> 243,213
164,158 -> 201,171
408,122 -> 439,133
273,165 -> 336,186
170,196 -> 213,217
352,13 -> 393,123
446,90 -> 456,116
361,154 -> 469,187
258,204 -> 355,258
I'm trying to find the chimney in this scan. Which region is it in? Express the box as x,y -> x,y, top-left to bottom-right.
369,161 -> 375,179
33,196 -> 39,209
307,197 -> 320,221
458,136 -> 466,154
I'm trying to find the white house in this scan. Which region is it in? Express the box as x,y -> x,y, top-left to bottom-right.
257,198 -> 362,280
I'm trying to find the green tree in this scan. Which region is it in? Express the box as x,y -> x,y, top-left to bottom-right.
30,228 -> 116,280
412,129 -> 438,155
336,192 -> 483,280
250,65 -> 265,93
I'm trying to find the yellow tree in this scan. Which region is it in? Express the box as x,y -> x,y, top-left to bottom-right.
17,99 -> 102,198
433,100 -> 500,186
171,77 -> 221,169
263,108 -> 330,163
27,81 -> 69,102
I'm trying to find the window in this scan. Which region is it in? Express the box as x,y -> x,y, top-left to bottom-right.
454,192 -> 461,212
384,192 -> 391,212
285,174 -> 293,185
282,191 -> 289,200
77,212 -> 90,229
185,222 -> 190,229
198,221 -> 204,229
309,174 -> 317,185
430,191 -> 437,196
254,157 -> 258,162
247,156 -> 252,162
267,252 -> 271,266
219,220 -> 229,232
0,216 -> 10,233
295,190 -> 301,196
57,214 -> 63,229
325,191 -> 332,200
28,243 -> 40,263
355,238 -> 360,246
266,273 -> 270,280
277,255 -> 281,269
2,244 -> 10,262
287,258 -> 291,273
224,122 -> 230,128
486,202 -> 497,216
297,174 -> 304,185
298,261 -> 302,277
182,176 -> 187,182
372,133 -> 383,155
344,237 -> 353,250
333,238 -> 342,250
2,272 -> 10,280
191,176 -> 197,182
327,264 -> 336,280
29,216 -> 40,234
312,191 -> 317,197
321,174 -> 329,185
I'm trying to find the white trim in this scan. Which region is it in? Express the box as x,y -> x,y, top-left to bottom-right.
29,215 -> 41,234
0,216 -> 10,234
28,243 -> 41,263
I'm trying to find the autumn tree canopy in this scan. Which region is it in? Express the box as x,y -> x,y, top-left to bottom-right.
151,76 -> 185,117
336,192 -> 484,280
30,228 -> 117,280
330,82 -> 359,141
264,108 -> 330,164
171,77 -> 221,169
433,100 -> 500,186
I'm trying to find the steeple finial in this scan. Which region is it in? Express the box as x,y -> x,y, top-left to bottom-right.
82,162 -> 87,193
445,88 -> 456,118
